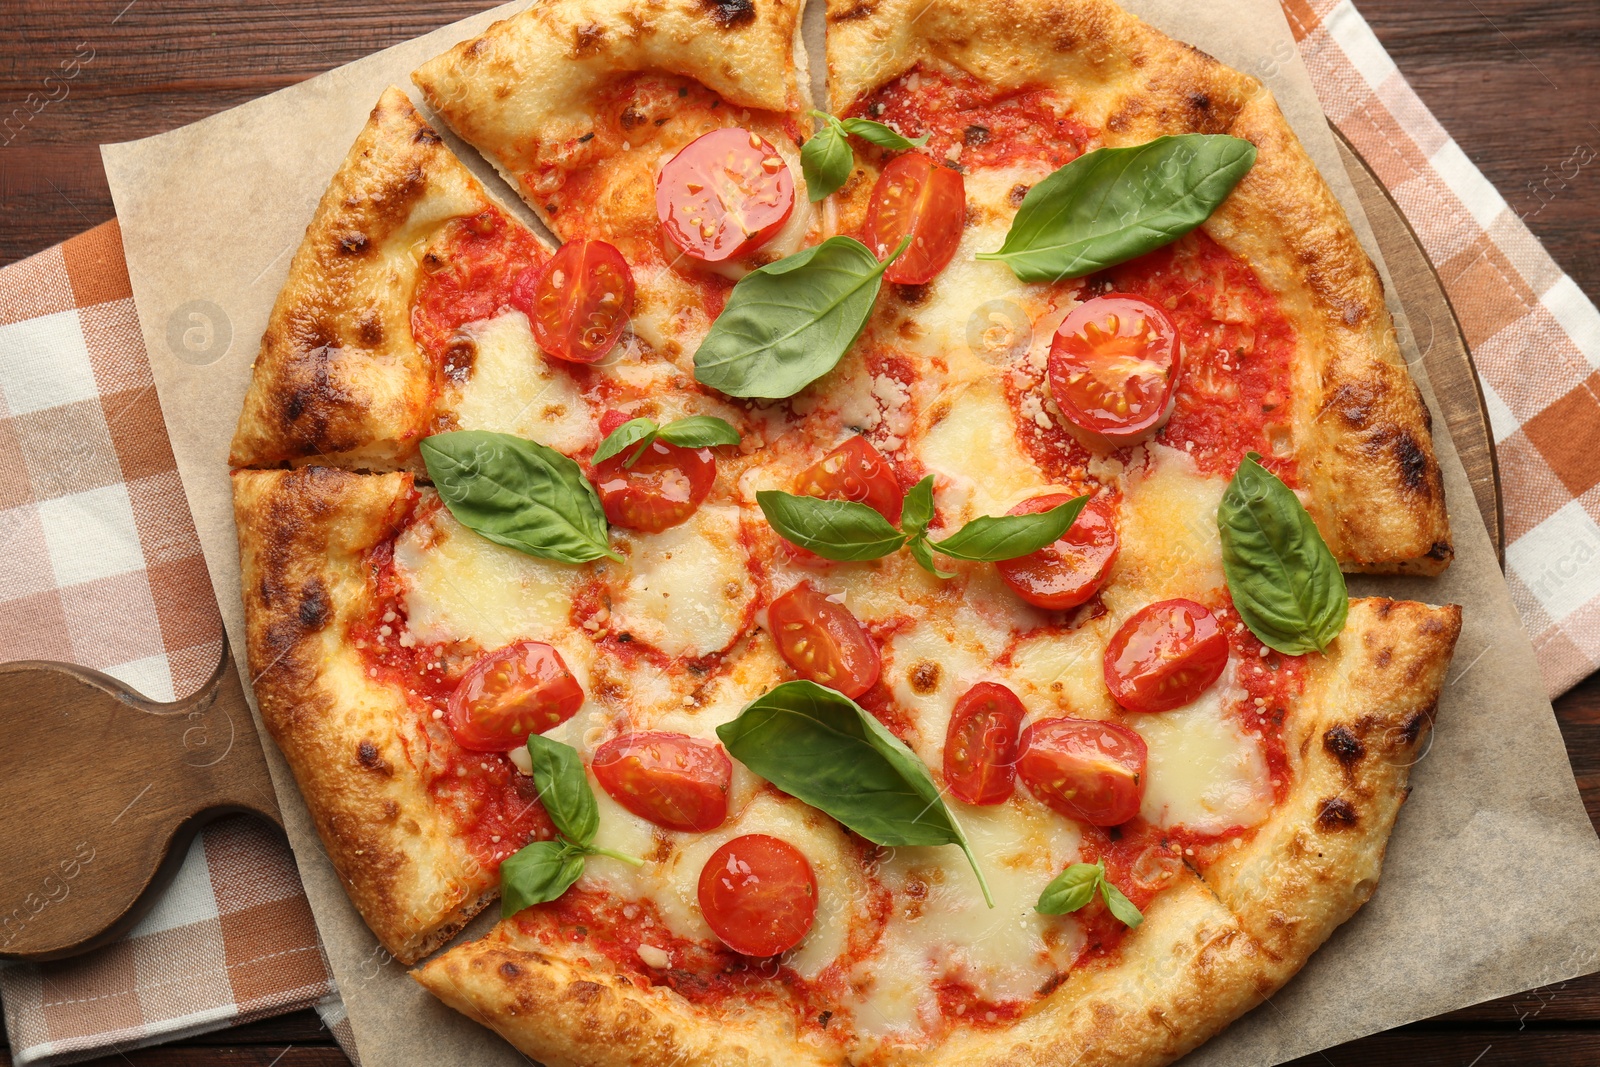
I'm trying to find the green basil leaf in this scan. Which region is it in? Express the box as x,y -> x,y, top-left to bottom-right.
654,415 -> 742,450
500,839 -> 586,916
899,476 -> 936,541
717,680 -> 993,907
977,134 -> 1258,282
591,418 -> 659,465
1100,876 -> 1144,929
1218,452 -> 1347,654
839,116 -> 929,151
801,118 -> 853,202
907,536 -> 955,579
757,491 -> 906,561
1035,862 -> 1102,915
421,431 -> 622,565
928,495 -> 1087,562
693,235 -> 907,400
525,734 -> 599,846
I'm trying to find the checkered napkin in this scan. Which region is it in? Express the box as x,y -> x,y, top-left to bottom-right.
0,223 -> 357,1065
2,2 -> 1598,1063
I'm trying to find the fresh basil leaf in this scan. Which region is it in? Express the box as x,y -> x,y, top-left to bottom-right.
693,235 -> 907,400
1218,452 -> 1348,654
654,415 -> 742,450
908,536 -> 955,579
1100,876 -> 1144,929
421,431 -> 622,565
756,491 -> 906,561
977,134 -> 1258,282
500,839 -> 586,916
591,418 -> 659,465
1035,862 -> 1102,915
717,681 -> 993,907
801,118 -> 853,202
839,116 -> 929,151
525,734 -> 599,846
899,476 -> 936,541
928,495 -> 1087,562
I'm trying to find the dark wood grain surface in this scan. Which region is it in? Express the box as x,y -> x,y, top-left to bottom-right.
2,1 -> 1598,1064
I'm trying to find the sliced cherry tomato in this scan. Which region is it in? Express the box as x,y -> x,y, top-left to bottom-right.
510,239 -> 634,364
1017,717 -> 1147,826
943,682 -> 1026,806
445,640 -> 584,752
592,732 -> 732,832
863,152 -> 966,285
1103,598 -> 1230,713
768,582 -> 881,698
792,436 -> 903,524
697,834 -> 817,956
656,127 -> 795,263
996,494 -> 1119,610
1047,294 -> 1181,450
590,410 -> 717,533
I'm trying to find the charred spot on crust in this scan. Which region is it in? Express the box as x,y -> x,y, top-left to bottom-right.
702,0 -> 755,27
1189,92 -> 1212,115
356,313 -> 383,347
338,232 -> 370,255
412,126 -> 442,146
1394,431 -> 1431,491
1427,540 -> 1453,561
567,980 -> 605,1003
443,339 -> 477,383
499,961 -> 521,979
831,0 -> 875,21
356,739 -> 390,774
1315,796 -> 1359,831
909,661 -> 940,694
1323,725 -> 1366,767
894,282 -> 931,307
572,22 -> 605,55
297,579 -> 331,629
1325,380 -> 1377,428
1399,706 -> 1432,746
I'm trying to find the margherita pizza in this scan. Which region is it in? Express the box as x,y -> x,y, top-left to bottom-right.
230,0 -> 1463,1063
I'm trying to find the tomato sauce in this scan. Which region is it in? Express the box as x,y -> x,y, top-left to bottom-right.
1217,601 -> 1303,804
1096,232 -> 1300,483
351,506 -> 556,873
410,208 -> 547,376
849,66 -> 1092,172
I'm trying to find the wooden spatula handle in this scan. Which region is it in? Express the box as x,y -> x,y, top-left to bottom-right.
0,647 -> 280,961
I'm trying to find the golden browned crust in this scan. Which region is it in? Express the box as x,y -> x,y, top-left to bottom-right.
233,467 -> 500,964
230,87 -> 504,471
825,0 -> 1453,574
412,0 -> 808,177
1203,596 -> 1462,966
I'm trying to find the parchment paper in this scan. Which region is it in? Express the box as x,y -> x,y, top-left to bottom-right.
101,1 -> 1600,1064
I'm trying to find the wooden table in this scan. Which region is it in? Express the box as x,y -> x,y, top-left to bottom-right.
3,2 -> 1597,1063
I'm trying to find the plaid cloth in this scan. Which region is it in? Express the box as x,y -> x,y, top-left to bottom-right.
1,1 -> 1597,1063
0,223 -> 355,1065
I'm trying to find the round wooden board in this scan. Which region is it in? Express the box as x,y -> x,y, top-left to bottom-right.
1335,132 -> 1506,564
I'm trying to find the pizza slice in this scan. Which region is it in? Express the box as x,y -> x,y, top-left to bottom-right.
412,0 -> 822,373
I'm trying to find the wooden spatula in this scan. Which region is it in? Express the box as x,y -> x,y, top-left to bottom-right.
0,647 -> 280,961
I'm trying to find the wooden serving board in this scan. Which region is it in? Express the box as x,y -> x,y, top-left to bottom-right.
0,144 -> 1504,965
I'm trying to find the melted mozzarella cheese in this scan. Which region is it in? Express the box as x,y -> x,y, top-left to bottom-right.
851,801 -> 1083,1041
881,606 -> 1012,767
579,789 -> 863,981
451,312 -> 596,454
609,505 -> 754,659
1108,444 -> 1228,610
1130,667 -> 1273,835
916,379 -> 1048,520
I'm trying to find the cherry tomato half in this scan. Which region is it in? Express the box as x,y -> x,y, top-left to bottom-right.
1047,294 -> 1181,450
590,410 -> 717,533
510,239 -> 634,364
656,127 -> 795,263
446,640 -> 584,752
592,732 -> 732,833
1017,717 -> 1147,827
943,682 -> 1026,806
1103,599 -> 1230,713
792,436 -> 903,524
863,152 -> 966,285
996,494 -> 1119,611
698,834 -> 817,956
768,582 -> 881,699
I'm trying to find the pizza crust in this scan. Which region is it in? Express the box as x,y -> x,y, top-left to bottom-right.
823,0 -> 1453,575
230,88 -> 510,472
233,466 -> 501,964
